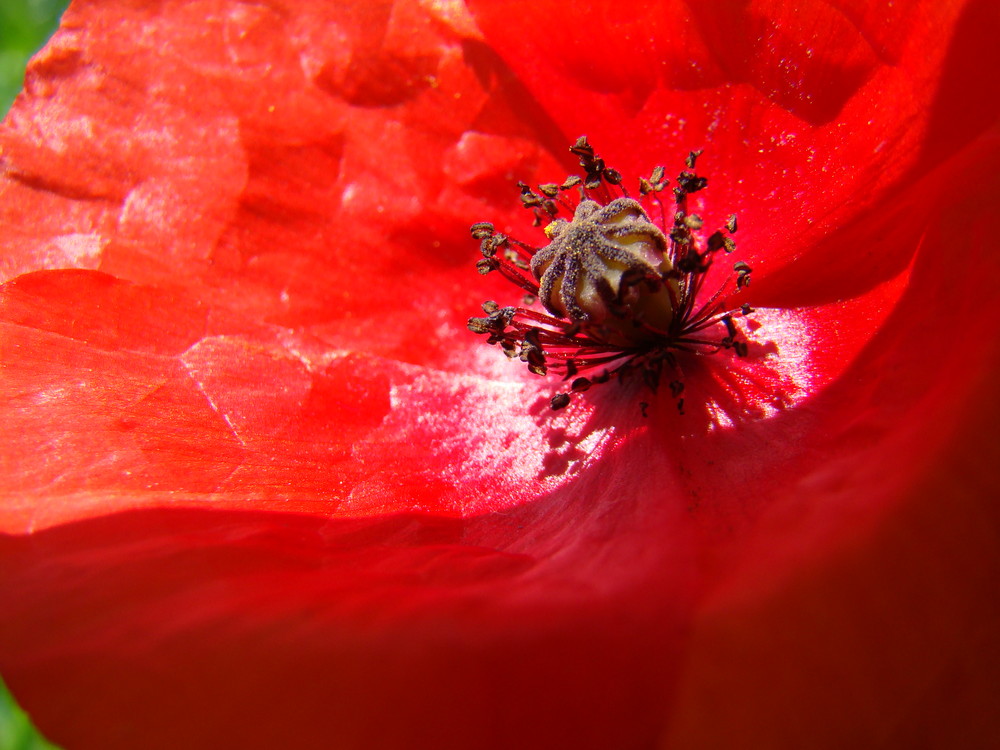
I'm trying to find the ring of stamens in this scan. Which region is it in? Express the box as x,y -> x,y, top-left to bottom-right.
467,137 -> 754,411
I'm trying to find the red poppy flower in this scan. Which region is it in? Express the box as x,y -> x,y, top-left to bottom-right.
2,0 -> 999,748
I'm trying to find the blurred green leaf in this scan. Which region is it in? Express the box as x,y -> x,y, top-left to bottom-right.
1,0 -> 71,116
0,678 -> 60,750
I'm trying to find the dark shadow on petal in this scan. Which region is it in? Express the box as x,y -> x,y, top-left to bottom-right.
461,39 -> 575,171
922,0 -> 1000,168
317,50 -> 440,108
0,495 -> 690,750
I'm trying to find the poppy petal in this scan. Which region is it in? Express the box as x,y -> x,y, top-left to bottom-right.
1,0 -> 998,748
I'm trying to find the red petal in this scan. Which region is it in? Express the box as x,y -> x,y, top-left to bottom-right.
668,136 -> 1000,747
1,0 -> 999,748
468,0 -> 1000,295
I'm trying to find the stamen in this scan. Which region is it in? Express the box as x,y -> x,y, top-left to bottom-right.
467,138 -> 756,410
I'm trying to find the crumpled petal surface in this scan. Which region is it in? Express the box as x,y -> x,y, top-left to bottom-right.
1,1 -> 998,749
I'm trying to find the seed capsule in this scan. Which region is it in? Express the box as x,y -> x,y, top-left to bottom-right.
530,198 -> 675,331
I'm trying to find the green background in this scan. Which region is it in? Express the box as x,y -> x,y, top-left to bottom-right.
2,3 -> 72,748
0,679 -> 57,750
1,0 -> 69,115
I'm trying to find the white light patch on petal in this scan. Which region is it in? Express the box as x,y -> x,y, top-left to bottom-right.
698,260 -> 911,430
418,0 -> 484,39
44,233 -> 105,269
344,366 -> 613,519
291,18 -> 351,83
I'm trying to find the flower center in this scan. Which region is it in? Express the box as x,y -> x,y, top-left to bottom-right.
531,197 -> 677,338
467,137 -> 755,411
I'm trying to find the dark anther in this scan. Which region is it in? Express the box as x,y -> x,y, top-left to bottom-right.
526,356 -> 547,376
676,171 -> 708,194
561,175 -> 582,190
670,225 -> 692,245
538,183 -> 560,197
669,380 -> 684,398
521,328 -> 547,375
480,233 -> 507,257
476,258 -> 497,274
522,327 -> 542,348
639,165 -> 669,196
467,317 -> 492,334
516,181 -> 543,208
683,214 -> 704,230
741,303 -> 754,315
571,377 -> 591,392
568,135 -> 621,189
569,135 -> 594,159
470,222 -> 494,239
467,304 -> 515,336
551,393 -> 571,410
726,214 -> 738,233
685,150 -> 703,169
734,261 -> 752,289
